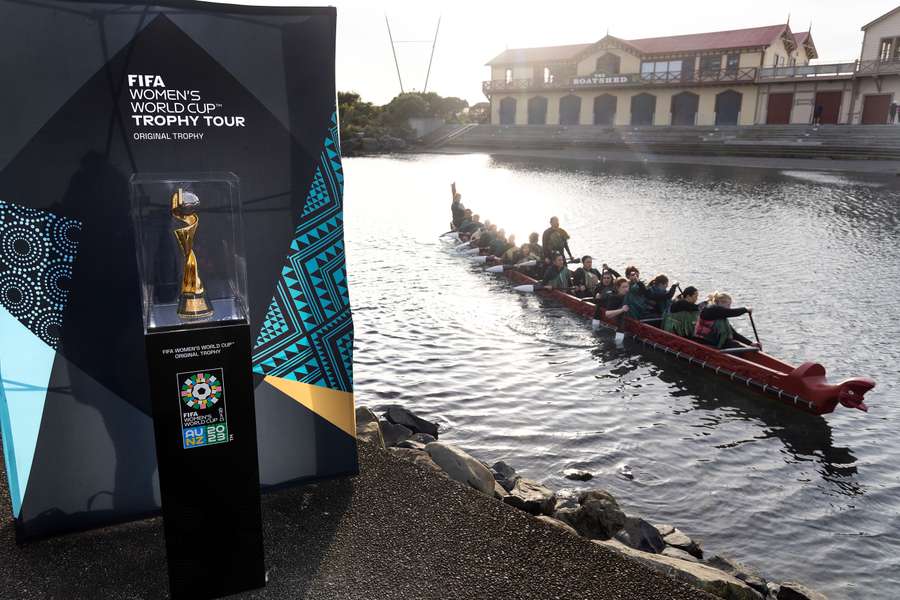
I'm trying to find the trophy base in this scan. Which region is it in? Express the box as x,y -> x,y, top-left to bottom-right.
177,292 -> 214,319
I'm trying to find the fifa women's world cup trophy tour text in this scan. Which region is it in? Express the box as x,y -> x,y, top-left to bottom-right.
172,188 -> 214,319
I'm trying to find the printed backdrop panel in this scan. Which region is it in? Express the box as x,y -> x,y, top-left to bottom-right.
0,0 -> 355,541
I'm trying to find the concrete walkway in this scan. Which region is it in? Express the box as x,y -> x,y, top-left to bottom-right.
433,146 -> 900,175
0,441 -> 714,599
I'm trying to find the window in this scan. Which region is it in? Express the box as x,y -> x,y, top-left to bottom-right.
542,66 -> 554,84
640,60 -> 682,81
595,53 -> 621,75
880,39 -> 893,62
725,54 -> 739,73
894,40 -> 900,60
700,54 -> 722,73
504,68 -> 512,84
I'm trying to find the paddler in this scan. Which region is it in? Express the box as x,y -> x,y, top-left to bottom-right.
593,277 -> 630,324
694,292 -> 758,348
541,217 -> 574,262
593,269 -> 619,305
643,274 -> 679,317
476,223 -> 498,250
528,232 -> 543,258
490,230 -> 512,258
623,266 -> 650,319
664,286 -> 699,337
572,255 -> 603,299
450,184 -> 465,229
502,241 -> 534,265
541,253 -> 573,290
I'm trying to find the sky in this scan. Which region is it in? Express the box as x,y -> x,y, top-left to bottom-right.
207,0 -> 899,105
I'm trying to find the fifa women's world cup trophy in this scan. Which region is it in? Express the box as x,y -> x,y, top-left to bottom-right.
171,188 -> 214,319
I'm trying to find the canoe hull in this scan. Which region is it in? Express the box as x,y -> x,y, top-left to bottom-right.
503,270 -> 873,415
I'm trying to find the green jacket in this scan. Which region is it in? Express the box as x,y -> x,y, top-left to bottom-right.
663,311 -> 698,337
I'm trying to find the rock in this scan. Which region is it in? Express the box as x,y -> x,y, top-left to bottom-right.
654,523 -> 675,537
705,555 -> 768,596
503,478 -> 556,515
554,493 -> 579,511
381,135 -> 408,151
563,468 -> 593,481
662,547 -> 699,563
493,481 -> 510,500
614,516 -> 665,553
410,432 -> 436,444
536,515 -> 578,536
355,407 -> 385,448
777,582 -> 828,600
355,406 -> 378,428
767,583 -> 781,598
425,442 -> 495,496
394,439 -> 426,450
383,406 -> 439,438
664,528 -> 703,559
592,539 -> 760,600
380,421 -> 413,447
554,490 -> 626,539
388,448 -> 446,478
491,461 -> 520,492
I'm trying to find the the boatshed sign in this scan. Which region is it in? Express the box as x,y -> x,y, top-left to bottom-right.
572,73 -> 631,86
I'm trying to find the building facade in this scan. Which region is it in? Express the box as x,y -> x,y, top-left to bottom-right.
484,8 -> 900,127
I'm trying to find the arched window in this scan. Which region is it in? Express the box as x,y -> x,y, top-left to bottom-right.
543,67 -> 552,83
559,95 -> 582,125
714,90 -> 742,125
504,68 -> 512,84
630,93 -> 656,126
499,97 -> 517,125
593,94 -> 616,125
527,96 -> 548,125
671,91 -> 699,126
595,53 -> 621,75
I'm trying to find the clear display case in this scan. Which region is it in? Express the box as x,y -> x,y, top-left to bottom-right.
130,173 -> 248,331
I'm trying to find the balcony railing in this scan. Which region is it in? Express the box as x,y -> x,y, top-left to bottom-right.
483,59 -> 900,95
483,67 -> 757,93
758,62 -> 857,79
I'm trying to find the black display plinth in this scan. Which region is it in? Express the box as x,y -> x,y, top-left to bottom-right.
145,320 -> 265,600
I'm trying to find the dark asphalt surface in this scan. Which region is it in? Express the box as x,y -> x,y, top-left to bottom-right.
0,441 -> 715,599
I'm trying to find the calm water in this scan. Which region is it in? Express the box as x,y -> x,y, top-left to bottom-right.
343,153 -> 900,599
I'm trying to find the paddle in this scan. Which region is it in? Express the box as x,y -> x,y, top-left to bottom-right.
748,311 -> 762,351
486,260 -> 536,274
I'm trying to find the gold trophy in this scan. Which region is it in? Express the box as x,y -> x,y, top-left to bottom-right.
172,188 -> 214,319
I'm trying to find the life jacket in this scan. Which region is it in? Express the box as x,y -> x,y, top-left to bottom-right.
694,315 -> 731,347
624,285 -> 649,319
545,266 -> 571,289
582,269 -> 599,293
664,311 -> 698,338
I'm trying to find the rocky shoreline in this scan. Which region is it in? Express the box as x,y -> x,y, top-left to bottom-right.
357,405 -> 828,600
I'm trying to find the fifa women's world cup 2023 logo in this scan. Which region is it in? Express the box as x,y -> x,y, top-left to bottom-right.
172,188 -> 214,319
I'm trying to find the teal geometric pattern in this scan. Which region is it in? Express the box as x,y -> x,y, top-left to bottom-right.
252,112 -> 353,392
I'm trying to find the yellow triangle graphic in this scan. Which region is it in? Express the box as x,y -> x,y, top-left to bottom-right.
263,376 -> 356,438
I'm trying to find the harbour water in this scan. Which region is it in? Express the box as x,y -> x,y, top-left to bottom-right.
344,153 -> 900,599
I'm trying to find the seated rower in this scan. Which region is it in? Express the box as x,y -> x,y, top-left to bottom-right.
490,230 -> 512,258
459,212 -> 482,234
664,286 -> 699,337
476,223 -> 498,249
693,291 -> 758,349
644,274 -> 679,316
542,253 -> 572,290
502,241 -> 537,266
623,266 -> 650,319
593,277 -> 630,327
572,256 -> 603,299
528,232 -> 543,259
542,217 -> 574,262
593,269 -> 619,305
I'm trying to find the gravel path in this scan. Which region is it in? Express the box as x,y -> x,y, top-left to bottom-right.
0,441 -> 714,599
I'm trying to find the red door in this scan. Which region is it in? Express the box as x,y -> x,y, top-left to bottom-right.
766,93 -> 793,124
862,94 -> 891,124
813,91 -> 842,124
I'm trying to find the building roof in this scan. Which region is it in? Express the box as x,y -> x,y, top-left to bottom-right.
626,24 -> 788,54
487,43 -> 592,66
861,5 -> 900,30
487,23 -> 794,65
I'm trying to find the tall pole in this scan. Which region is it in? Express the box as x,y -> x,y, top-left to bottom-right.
423,15 -> 442,92
385,15 -> 405,94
